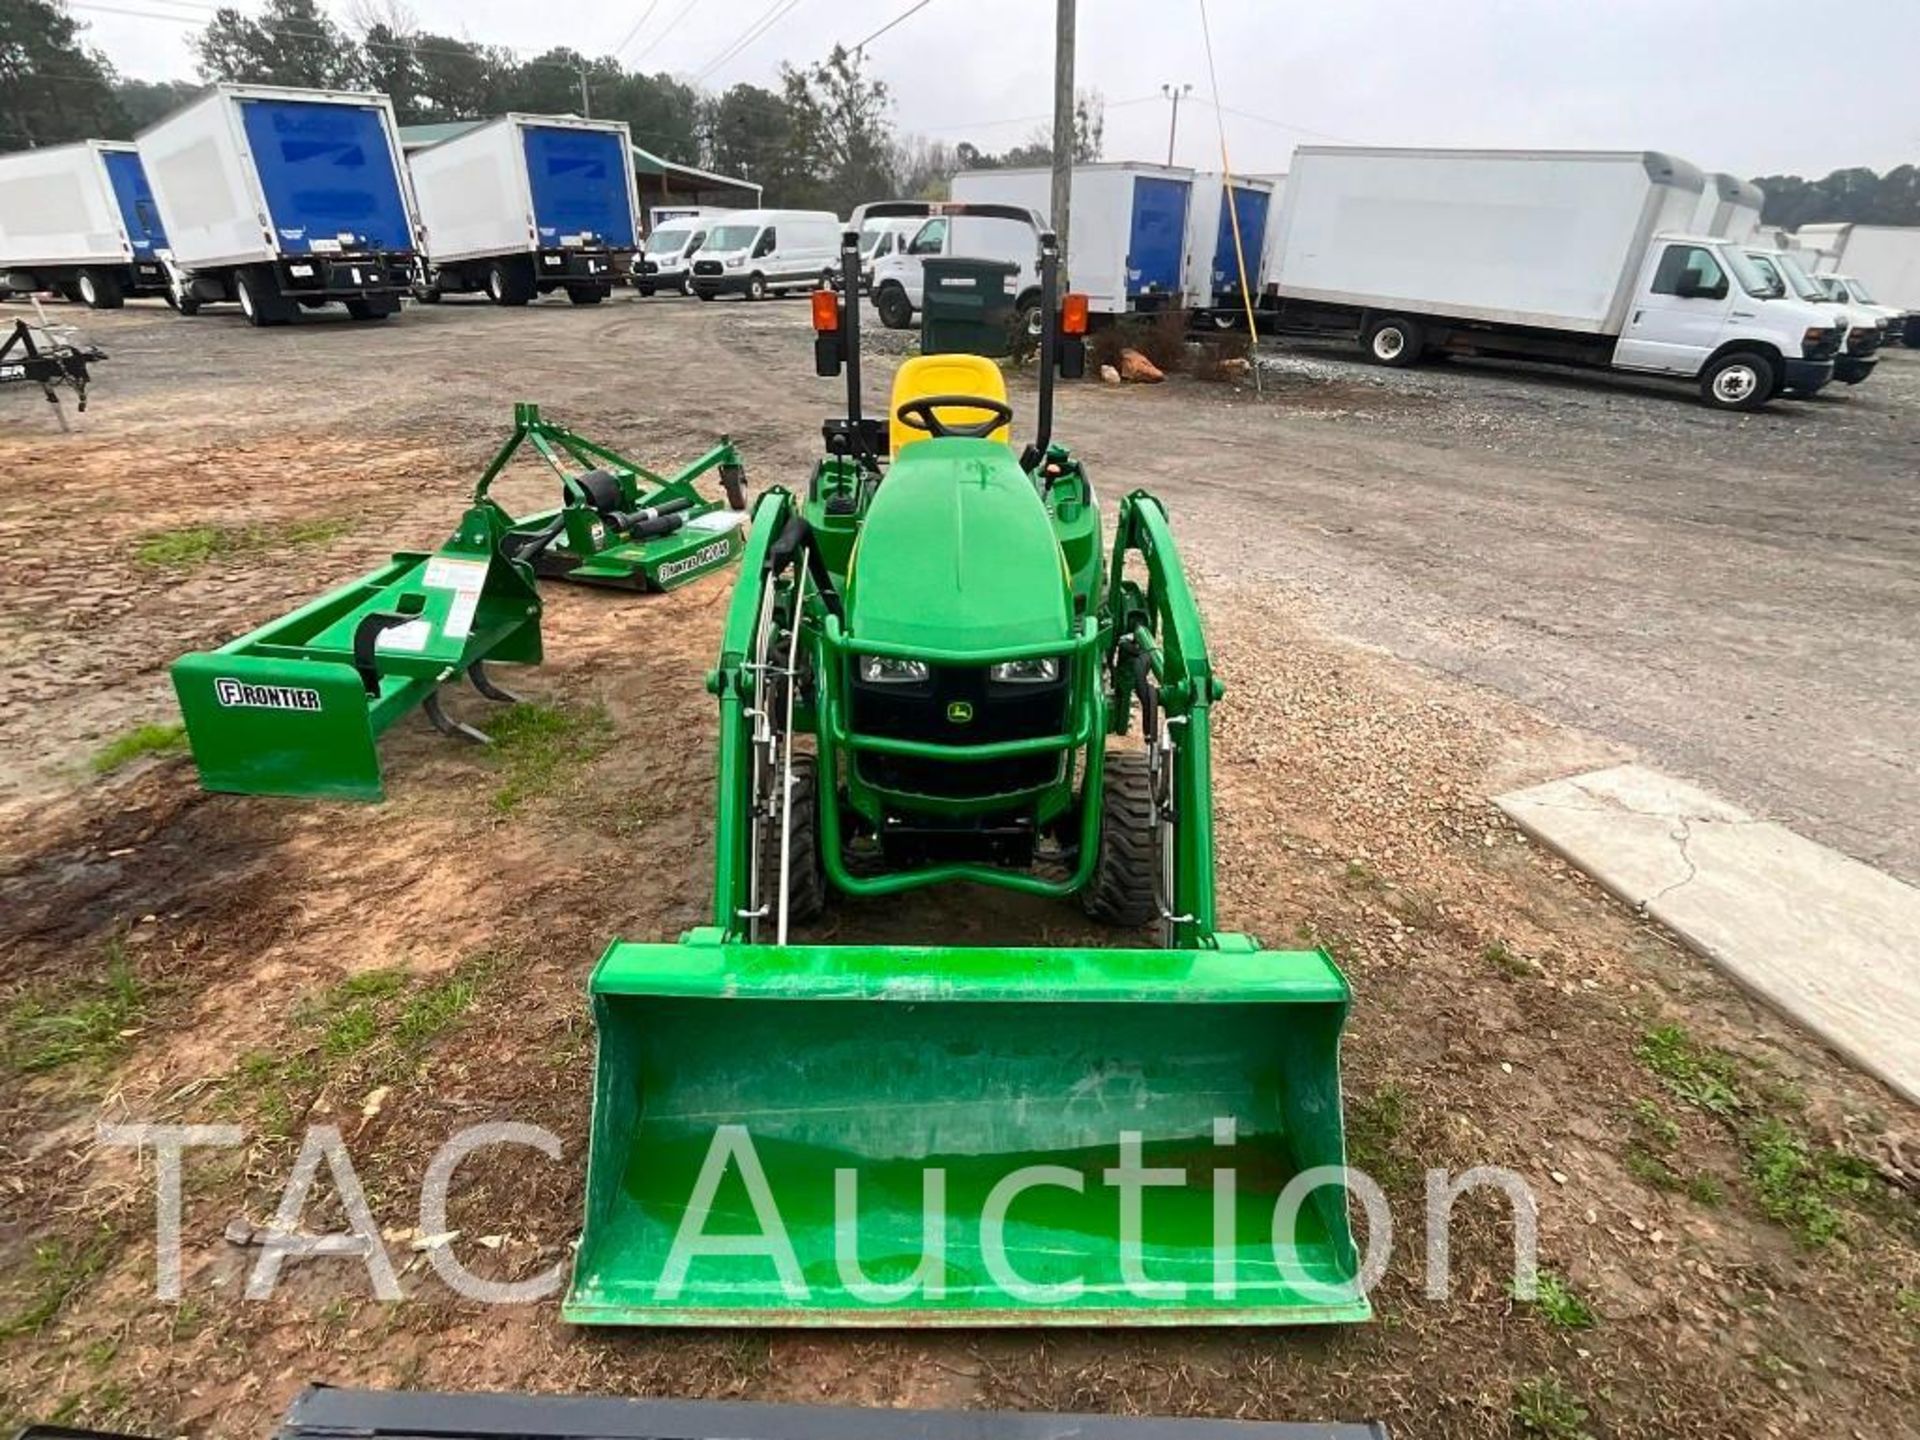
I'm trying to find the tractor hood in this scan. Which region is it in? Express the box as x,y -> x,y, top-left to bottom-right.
845,439 -> 1071,652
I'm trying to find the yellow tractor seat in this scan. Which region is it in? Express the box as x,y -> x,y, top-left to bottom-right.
888,353 -> 1011,455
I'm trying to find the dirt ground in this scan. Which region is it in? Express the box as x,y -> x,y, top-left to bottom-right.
2,294 -> 1915,1440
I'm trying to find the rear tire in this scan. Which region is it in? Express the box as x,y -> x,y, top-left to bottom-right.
758,751 -> 827,925
77,269 -> 124,309
485,258 -> 533,306
344,295 -> 396,321
1081,749 -> 1161,928
1699,351 -> 1776,411
1363,315 -> 1422,366
566,285 -> 605,305
234,267 -> 290,327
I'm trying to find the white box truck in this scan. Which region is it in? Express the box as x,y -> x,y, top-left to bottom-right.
950,162 -> 1194,315
1795,223 -> 1920,344
1182,171 -> 1277,315
1688,173 -> 1764,241
0,140 -> 171,307
408,113 -> 638,306
138,82 -> 421,325
1264,147 -> 1842,410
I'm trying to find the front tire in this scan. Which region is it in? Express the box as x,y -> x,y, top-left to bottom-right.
1699,351 -> 1776,411
77,269 -> 124,309
1363,315 -> 1422,366
745,272 -> 768,301
1081,749 -> 1161,928
875,283 -> 913,330
757,751 -> 827,925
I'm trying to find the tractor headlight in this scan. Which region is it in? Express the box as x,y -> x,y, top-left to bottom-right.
860,656 -> 929,684
990,658 -> 1059,684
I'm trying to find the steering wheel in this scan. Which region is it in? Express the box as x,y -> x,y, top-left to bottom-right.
894,394 -> 1015,439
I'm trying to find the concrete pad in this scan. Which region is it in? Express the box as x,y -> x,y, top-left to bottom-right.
1497,763 -> 1920,1107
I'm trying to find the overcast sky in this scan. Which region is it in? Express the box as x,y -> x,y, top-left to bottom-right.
70,0 -> 1920,179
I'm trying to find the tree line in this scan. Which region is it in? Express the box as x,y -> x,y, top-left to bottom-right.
1,0 -> 1101,213
1750,166 -> 1920,230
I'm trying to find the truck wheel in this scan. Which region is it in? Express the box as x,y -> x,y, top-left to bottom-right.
344,296 -> 396,321
1364,315 -> 1423,366
1699,352 -> 1775,411
757,751 -> 827,924
566,285 -> 605,305
174,292 -> 201,316
1081,749 -> 1161,928
745,272 -> 768,301
679,274 -> 694,296
76,269 -> 124,309
875,283 -> 913,331
697,288 -> 716,301
634,282 -> 656,297
57,282 -> 83,303
485,259 -> 533,306
234,267 -> 290,327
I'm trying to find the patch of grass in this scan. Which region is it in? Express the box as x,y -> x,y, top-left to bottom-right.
1897,1289 -> 1920,1324
89,722 -> 187,775
1511,1375 -> 1593,1440
1347,1082 -> 1413,1189
487,701 -> 614,811
1624,1144 -> 1682,1191
1636,1023 -> 1743,1117
0,1226 -> 115,1339
1631,1096 -> 1680,1148
1519,1268 -> 1596,1330
393,952 -> 501,1051
1687,1172 -> 1726,1207
135,516 -> 354,570
1742,1117 -> 1874,1247
1483,939 -> 1536,978
4,941 -> 144,1076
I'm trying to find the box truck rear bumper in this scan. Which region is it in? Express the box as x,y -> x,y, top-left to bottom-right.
534,248 -> 622,284
274,254 -> 415,298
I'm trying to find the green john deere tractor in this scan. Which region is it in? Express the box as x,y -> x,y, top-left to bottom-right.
567,204 -> 1366,1327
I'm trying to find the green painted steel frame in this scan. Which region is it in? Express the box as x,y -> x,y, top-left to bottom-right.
473,401 -> 745,589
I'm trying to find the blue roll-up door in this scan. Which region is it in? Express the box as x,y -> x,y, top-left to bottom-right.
1211,185 -> 1272,298
1126,175 -> 1190,298
239,99 -> 413,254
101,149 -> 168,254
522,126 -> 636,248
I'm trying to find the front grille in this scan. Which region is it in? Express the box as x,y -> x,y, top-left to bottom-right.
1804,327 -> 1844,360
1847,327 -> 1883,356
851,664 -> 1068,800
693,259 -> 723,277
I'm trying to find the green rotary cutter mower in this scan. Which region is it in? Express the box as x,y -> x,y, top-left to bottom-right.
567,205 -> 1367,1328
480,403 -> 750,592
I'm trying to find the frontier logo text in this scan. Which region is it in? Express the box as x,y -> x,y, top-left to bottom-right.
657,539 -> 733,585
214,678 -> 323,712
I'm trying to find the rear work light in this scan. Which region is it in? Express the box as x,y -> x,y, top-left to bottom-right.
811,289 -> 840,332
1061,292 -> 1089,336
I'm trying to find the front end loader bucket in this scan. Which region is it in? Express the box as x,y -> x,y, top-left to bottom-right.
566,929 -> 1369,1327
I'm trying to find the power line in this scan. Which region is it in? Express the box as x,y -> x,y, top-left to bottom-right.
1189,95 -> 1356,145
610,0 -> 662,59
694,0 -> 807,85
631,0 -> 702,64
849,0 -> 937,55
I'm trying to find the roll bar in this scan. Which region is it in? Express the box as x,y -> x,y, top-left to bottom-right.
820,202 -> 1083,467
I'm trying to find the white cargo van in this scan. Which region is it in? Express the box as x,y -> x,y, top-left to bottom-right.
688,209 -> 840,300
867,210 -> 1041,330
636,216 -> 715,295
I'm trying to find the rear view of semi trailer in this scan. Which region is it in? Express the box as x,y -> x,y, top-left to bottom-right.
0,141 -> 171,307
408,115 -> 639,306
1183,171 -> 1275,317
950,162 -> 1193,314
1264,147 -> 1841,410
138,83 -> 420,325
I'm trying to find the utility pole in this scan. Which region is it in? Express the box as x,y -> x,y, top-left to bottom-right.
579,63 -> 592,118
1049,0 -> 1076,269
1161,82 -> 1191,166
